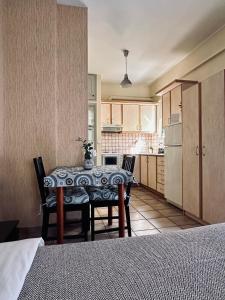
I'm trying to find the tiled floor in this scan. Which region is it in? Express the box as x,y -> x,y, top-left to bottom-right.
92,186 -> 202,241
30,186 -> 202,244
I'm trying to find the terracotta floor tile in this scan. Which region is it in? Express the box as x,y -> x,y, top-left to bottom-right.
151,203 -> 171,210
159,208 -> 183,217
102,219 -> 118,225
94,223 -> 106,231
131,220 -> 155,231
159,227 -> 182,233
143,199 -> 160,205
109,231 -> 136,238
129,206 -> 138,212
134,193 -> 148,197
97,207 -> 108,213
95,233 -> 110,241
135,229 -> 160,236
131,200 -> 146,207
131,196 -> 140,201
168,216 -> 197,226
137,194 -> 156,199
130,212 -> 145,221
95,219 -> 105,224
149,218 -> 176,229
136,205 -> 155,212
140,210 -> 163,219
181,224 -> 202,229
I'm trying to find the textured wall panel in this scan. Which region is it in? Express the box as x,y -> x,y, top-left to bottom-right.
0,2 -> 87,227
57,5 -> 88,166
0,0 -> 4,219
1,0 -> 57,226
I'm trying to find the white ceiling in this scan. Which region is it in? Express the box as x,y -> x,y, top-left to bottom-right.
59,0 -> 225,84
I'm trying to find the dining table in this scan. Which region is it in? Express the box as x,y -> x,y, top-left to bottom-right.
44,165 -> 134,244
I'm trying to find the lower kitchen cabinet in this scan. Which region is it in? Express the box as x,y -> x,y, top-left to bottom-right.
133,155 -> 140,183
157,157 -> 164,193
148,156 -> 156,190
140,155 -> 164,195
140,156 -> 148,186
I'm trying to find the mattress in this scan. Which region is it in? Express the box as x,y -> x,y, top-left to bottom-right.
18,224 -> 225,300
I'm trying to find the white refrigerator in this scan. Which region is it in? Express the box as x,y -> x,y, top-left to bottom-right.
164,123 -> 183,208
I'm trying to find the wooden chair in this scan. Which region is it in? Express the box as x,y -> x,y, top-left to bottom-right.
33,157 -> 90,241
87,155 -> 136,240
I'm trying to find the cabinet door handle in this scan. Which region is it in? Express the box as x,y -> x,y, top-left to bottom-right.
196,146 -> 199,156
202,146 -> 206,156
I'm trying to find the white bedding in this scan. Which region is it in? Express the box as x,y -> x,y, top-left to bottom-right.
0,238 -> 44,300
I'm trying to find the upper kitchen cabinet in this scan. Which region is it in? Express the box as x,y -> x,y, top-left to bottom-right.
162,92 -> 171,128
156,99 -> 162,136
123,104 -> 139,131
88,74 -> 97,100
112,104 -> 122,125
140,105 -> 156,133
156,79 -> 198,128
201,70 -> 225,224
101,101 -> 157,132
101,103 -> 111,125
171,85 -> 182,123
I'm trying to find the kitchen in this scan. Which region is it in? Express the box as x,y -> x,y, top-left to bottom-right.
83,0 -> 225,236
88,70 -> 225,229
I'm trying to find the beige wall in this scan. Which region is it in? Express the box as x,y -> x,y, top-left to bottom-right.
0,1 -> 87,227
102,82 -> 151,100
57,5 -> 88,166
149,26 -> 225,95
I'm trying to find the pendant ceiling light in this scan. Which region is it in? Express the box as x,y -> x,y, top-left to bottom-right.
120,49 -> 132,88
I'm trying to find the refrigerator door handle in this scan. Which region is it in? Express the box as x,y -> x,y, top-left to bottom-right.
202,146 -> 206,156
195,146 -> 199,156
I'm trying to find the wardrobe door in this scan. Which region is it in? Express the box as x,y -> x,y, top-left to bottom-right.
202,70 -> 225,224
182,84 -> 201,218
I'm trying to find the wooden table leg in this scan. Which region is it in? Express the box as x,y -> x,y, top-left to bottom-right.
118,183 -> 125,238
57,187 -> 64,244
108,207 -> 113,226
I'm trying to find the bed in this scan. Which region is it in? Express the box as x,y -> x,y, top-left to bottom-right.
1,224 -> 225,300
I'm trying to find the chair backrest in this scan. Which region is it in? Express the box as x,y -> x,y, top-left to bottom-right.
122,154 -> 135,173
122,155 -> 136,198
33,157 -> 49,206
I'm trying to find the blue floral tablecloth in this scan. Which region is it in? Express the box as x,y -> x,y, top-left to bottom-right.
44,166 -> 133,188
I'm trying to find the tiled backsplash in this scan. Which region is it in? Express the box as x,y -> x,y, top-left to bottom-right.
101,132 -> 164,154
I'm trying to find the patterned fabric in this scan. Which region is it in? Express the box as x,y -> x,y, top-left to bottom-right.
19,224 -> 225,299
86,185 -> 128,202
46,187 -> 89,207
44,166 -> 133,188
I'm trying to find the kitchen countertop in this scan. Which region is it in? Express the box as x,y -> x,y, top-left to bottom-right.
102,153 -> 164,157
137,153 -> 164,156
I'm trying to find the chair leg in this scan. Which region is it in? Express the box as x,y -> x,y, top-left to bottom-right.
108,206 -> 113,226
42,211 -> 49,241
91,204 -> 95,241
125,205 -> 132,237
82,205 -> 90,241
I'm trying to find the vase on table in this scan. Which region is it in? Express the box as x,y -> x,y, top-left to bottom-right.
84,158 -> 94,170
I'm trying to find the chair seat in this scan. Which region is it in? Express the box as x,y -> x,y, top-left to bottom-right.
86,185 -> 128,202
46,187 -> 89,208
